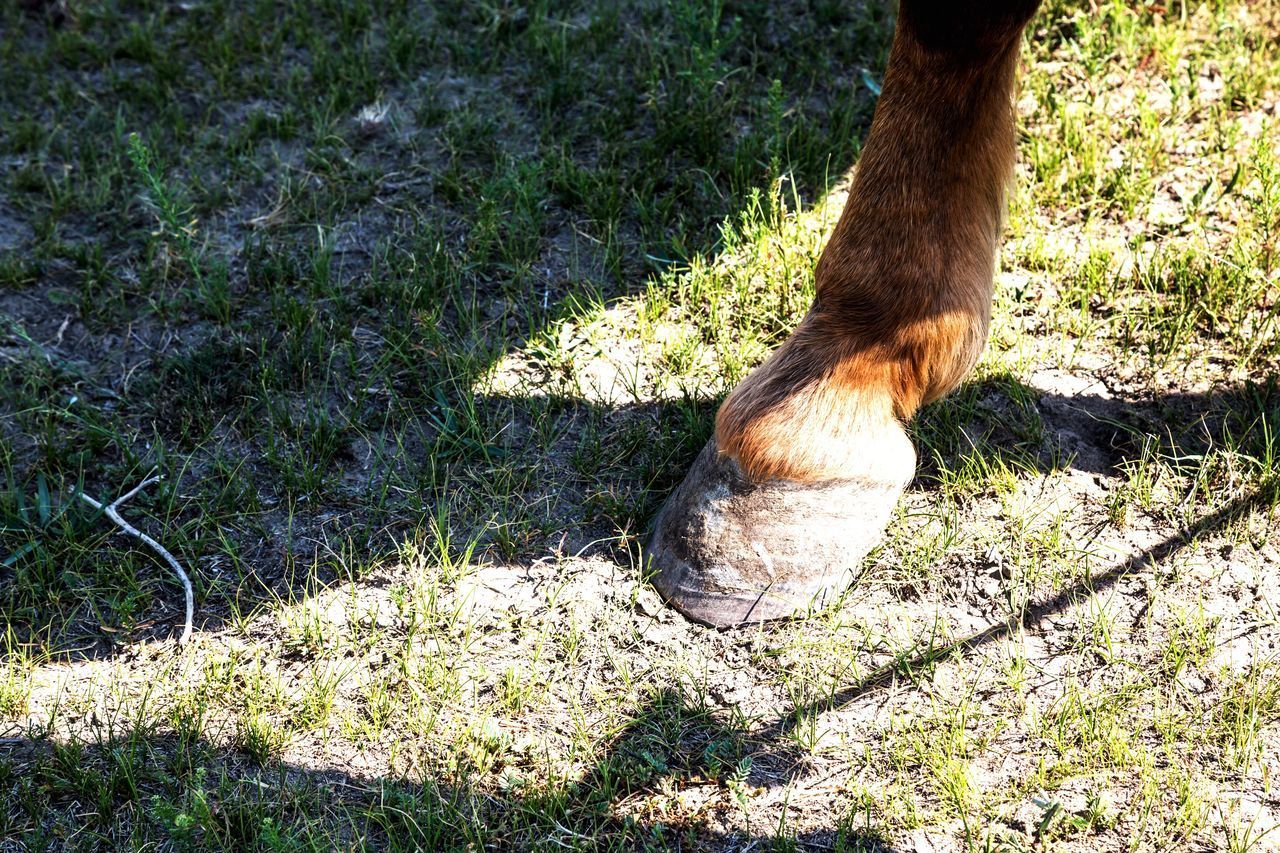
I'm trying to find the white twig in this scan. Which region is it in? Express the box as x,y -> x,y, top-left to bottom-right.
80,474 -> 194,646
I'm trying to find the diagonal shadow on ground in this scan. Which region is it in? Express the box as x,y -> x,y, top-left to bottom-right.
0,688 -> 898,851
769,474 -> 1279,736
2,471 -> 1269,849
4,378 -> 1278,847
3,371 -> 1277,663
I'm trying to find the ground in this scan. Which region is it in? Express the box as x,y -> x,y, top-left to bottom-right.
1,0 -> 1279,850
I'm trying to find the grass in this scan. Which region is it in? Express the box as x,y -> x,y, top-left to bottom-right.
2,0 -> 1280,850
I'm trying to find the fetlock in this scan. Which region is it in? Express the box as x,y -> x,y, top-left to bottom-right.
713,302 -> 987,487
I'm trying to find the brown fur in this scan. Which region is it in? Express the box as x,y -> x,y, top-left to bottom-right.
715,1 -> 1040,483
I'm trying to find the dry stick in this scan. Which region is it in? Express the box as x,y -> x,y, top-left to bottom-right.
80,474 -> 194,646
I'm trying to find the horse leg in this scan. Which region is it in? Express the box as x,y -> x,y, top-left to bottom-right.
648,0 -> 1042,627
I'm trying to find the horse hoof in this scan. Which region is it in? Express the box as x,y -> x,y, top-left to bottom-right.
645,437 -> 911,627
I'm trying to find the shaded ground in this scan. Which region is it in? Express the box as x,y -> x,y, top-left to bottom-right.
2,0 -> 1280,850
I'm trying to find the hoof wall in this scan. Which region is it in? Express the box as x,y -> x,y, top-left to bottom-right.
646,438 -> 908,627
